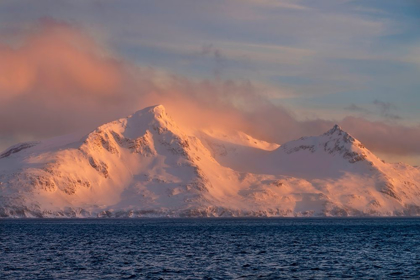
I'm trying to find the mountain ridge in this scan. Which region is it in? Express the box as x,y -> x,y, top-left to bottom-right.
1,105 -> 420,218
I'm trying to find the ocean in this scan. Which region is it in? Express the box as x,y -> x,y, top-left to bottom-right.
1,218 -> 419,279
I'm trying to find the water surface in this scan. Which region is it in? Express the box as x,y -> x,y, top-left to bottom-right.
1,218 -> 419,279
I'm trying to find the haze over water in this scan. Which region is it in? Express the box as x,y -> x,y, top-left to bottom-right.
1,218 -> 419,279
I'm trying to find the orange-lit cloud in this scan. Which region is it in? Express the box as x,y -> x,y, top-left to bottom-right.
0,19 -> 122,98
0,19 -> 143,141
0,19 -> 419,162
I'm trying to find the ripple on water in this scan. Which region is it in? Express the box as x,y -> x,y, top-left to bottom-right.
1,218 -> 419,279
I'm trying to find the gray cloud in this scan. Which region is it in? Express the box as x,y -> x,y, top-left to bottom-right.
344,103 -> 371,114
373,99 -> 402,120
199,44 -> 227,77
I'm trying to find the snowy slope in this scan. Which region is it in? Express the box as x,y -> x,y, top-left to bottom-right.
1,105 -> 420,217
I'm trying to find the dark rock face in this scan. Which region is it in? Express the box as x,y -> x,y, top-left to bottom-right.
88,157 -> 109,178
378,182 -> 401,202
0,142 -> 38,159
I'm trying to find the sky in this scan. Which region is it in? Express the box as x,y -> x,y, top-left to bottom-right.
0,0 -> 419,164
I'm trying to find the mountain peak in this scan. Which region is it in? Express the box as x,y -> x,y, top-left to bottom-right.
278,122 -> 369,166
133,104 -> 166,116
148,104 -> 166,112
321,124 -> 361,147
325,124 -> 344,136
129,104 -> 169,124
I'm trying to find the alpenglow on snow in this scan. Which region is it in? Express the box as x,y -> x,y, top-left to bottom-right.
1,105 -> 420,217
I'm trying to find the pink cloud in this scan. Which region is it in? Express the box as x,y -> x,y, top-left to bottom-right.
341,117 -> 420,156
0,19 -> 122,98
0,19 -> 419,162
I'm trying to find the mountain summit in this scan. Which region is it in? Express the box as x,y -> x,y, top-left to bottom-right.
1,106 -> 420,217
325,124 -> 344,135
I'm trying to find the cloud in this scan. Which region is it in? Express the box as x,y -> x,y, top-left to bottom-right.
199,44 -> 227,77
0,19 -> 122,98
373,99 -> 396,112
0,0 -> 410,104
0,19 -> 317,146
0,19 -> 419,162
341,117 -> 420,156
344,103 -> 370,113
373,99 -> 401,120
0,19 -> 144,140
344,101 -> 402,121
241,0 -> 310,10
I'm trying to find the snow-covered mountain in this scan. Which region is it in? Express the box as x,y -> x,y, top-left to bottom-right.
1,105 -> 420,217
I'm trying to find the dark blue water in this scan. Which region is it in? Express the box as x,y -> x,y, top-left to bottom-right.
1,218 -> 419,279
